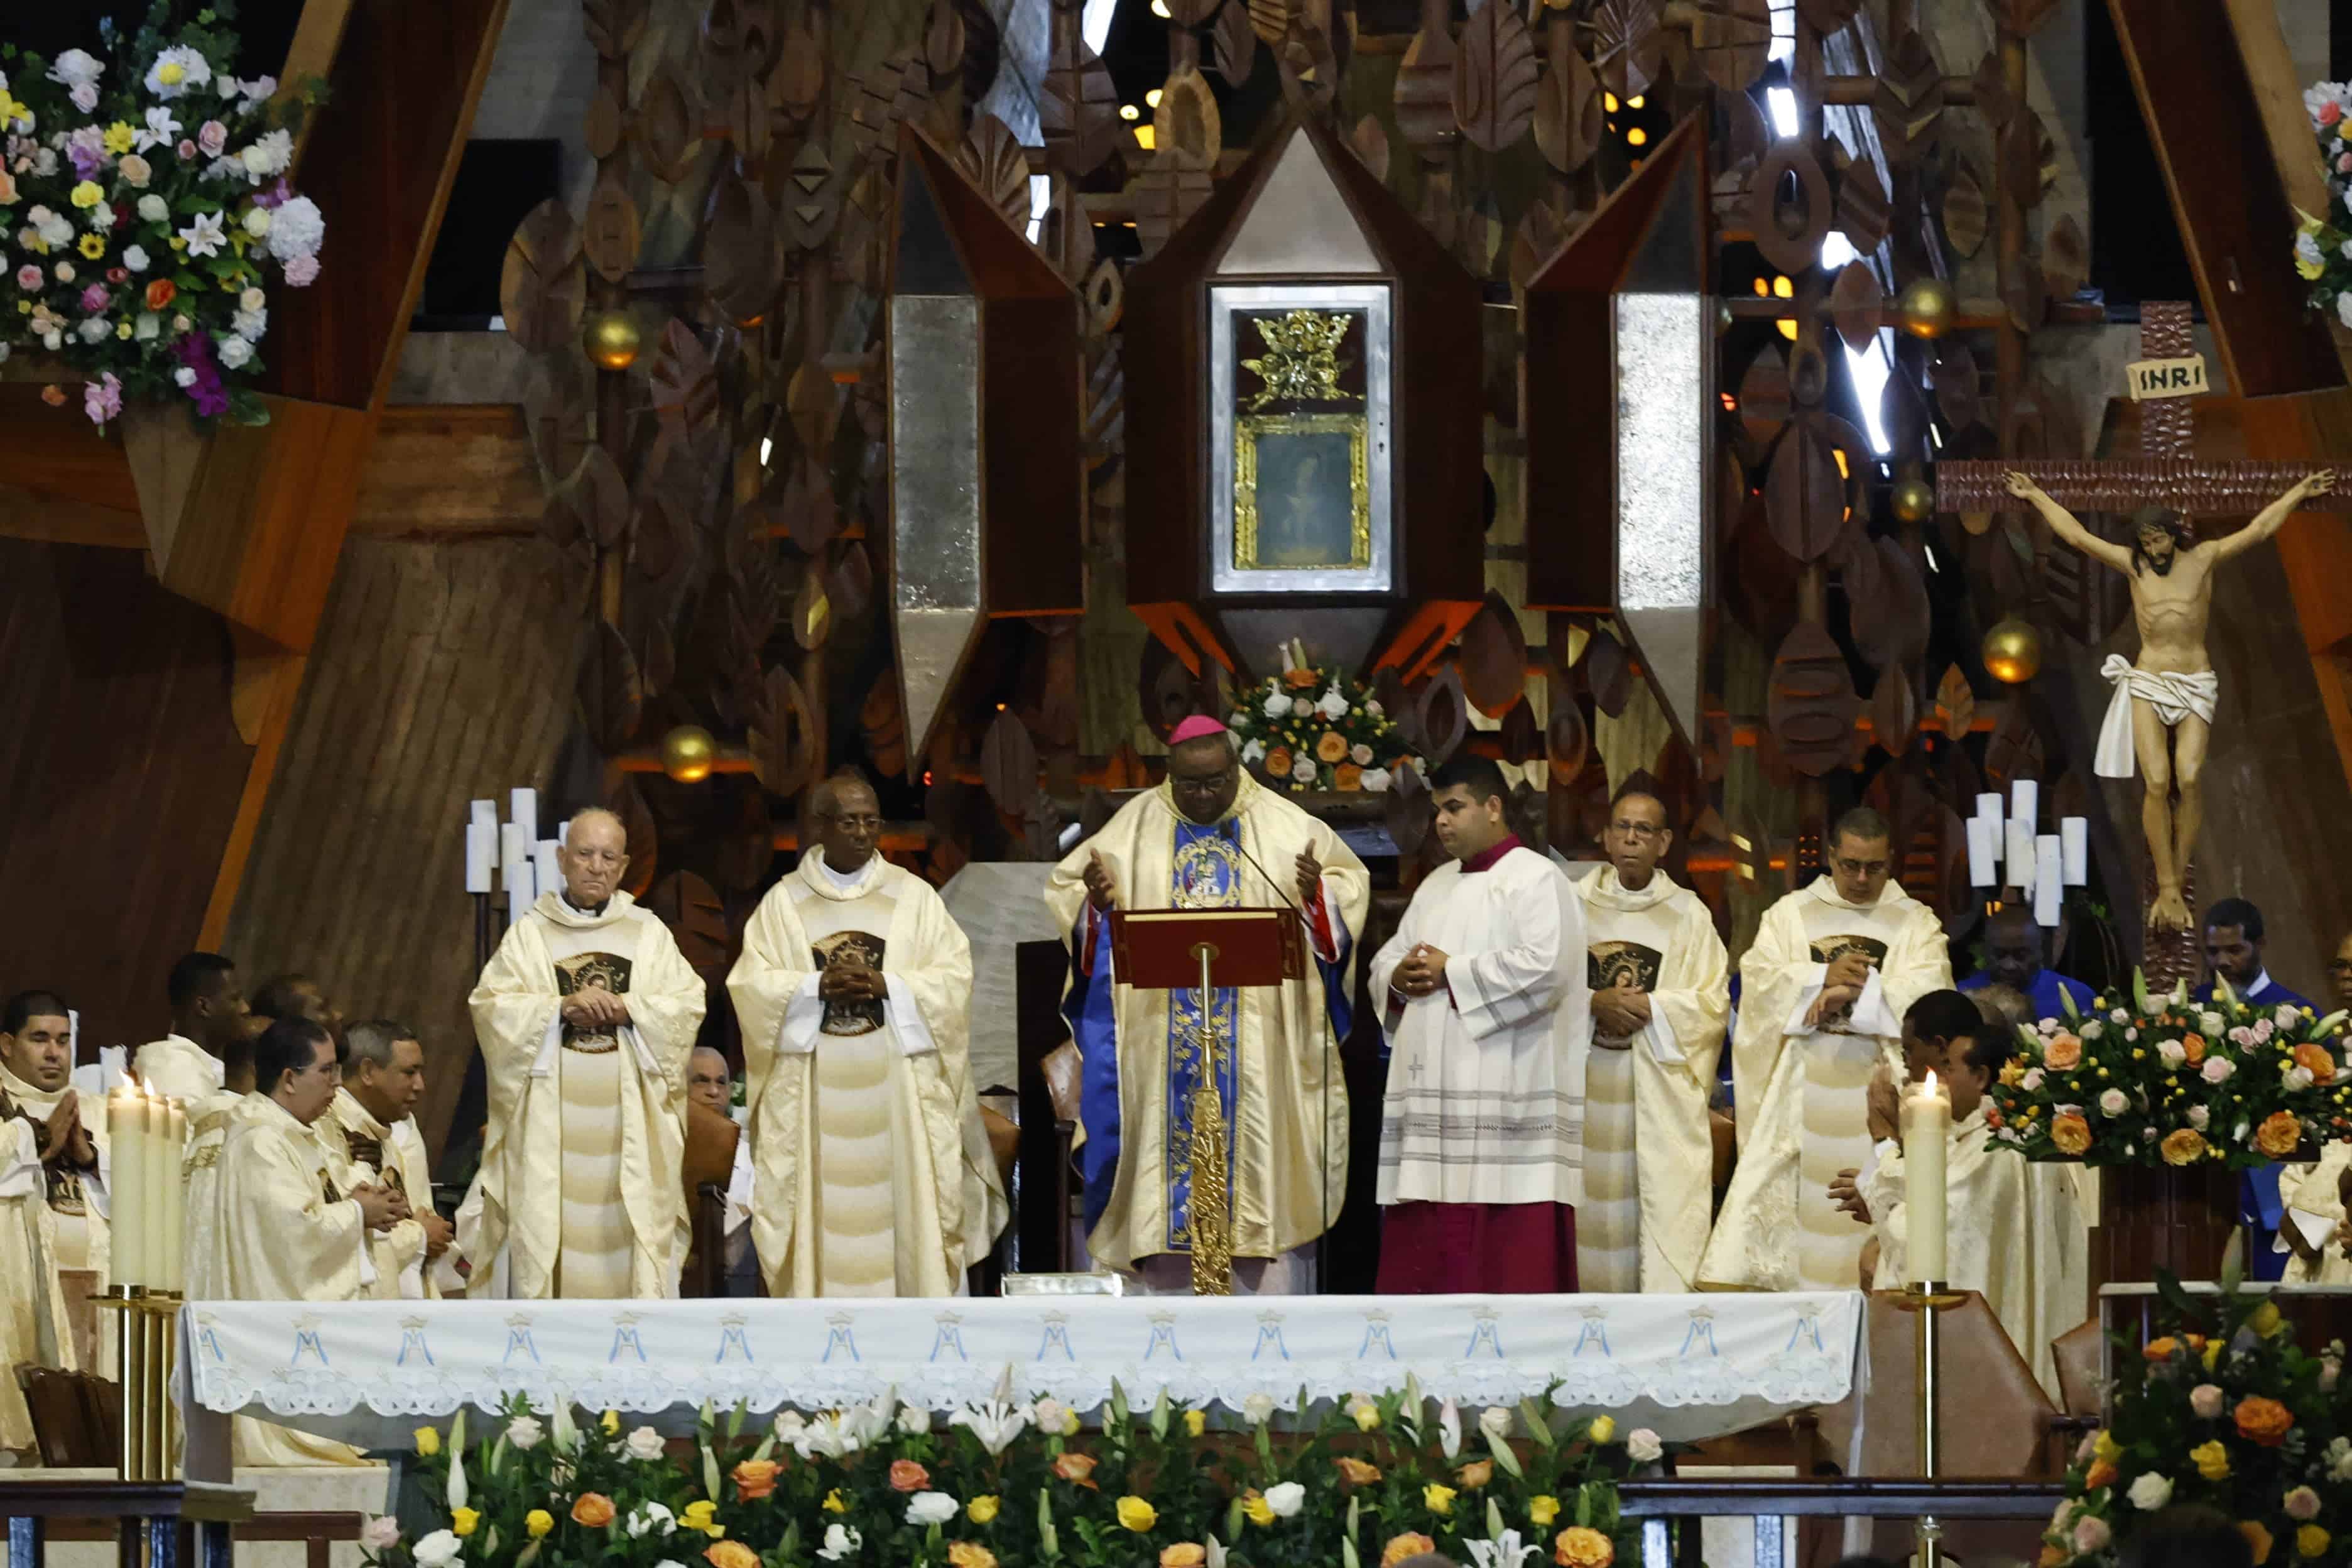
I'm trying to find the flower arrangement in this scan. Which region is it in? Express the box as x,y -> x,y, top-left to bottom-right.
1229,641 -> 1419,795
1,2 -> 327,427
1984,971 -> 2349,1172
2039,1274 -> 2349,1567
2296,80 -> 2352,330
364,1385 -> 1652,1568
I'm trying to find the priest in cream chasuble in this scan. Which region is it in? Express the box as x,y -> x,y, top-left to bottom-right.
322,1021 -> 448,1300
731,775 -> 1007,1297
1369,756 -> 1591,1294
470,808 -> 707,1300
1045,719 -> 1369,1292
1572,792 -> 1730,1292
1701,808 -> 1952,1292
0,992 -> 98,1450
133,950 -> 251,1123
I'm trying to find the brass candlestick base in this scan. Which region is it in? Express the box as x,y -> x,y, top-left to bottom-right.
94,1287 -> 183,1480
1893,1282 -> 1966,1568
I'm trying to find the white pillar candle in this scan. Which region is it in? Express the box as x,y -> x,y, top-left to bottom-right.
2011,779 -> 2038,826
2005,820 -> 2036,893
470,798 -> 498,834
534,839 -> 562,895
1965,815 -> 1998,888
464,821 -> 494,894
506,864 -> 533,921
2061,817 -> 2088,886
158,1099 -> 186,1292
499,820 -> 530,873
142,1086 -> 170,1293
2035,834 -> 2064,928
1974,792 -> 2003,826
1902,1070 -> 1952,1284
509,788 -> 538,835
108,1086 -> 148,1287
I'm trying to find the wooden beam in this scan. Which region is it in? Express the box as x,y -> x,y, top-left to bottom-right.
350,405 -> 543,538
0,485 -> 144,549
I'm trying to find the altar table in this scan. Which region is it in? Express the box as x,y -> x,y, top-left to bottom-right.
178,1293 -> 1861,1455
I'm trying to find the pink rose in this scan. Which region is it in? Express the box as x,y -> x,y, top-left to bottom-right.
2287,1486 -> 2323,1522
2072,1515 -> 2111,1554
2338,152 -> 2352,173
2323,100 -> 2344,126
70,83 -> 98,113
2099,1088 -> 2130,1116
282,253 -> 318,286
79,282 -> 107,313
2191,1383 -> 2225,1418
14,264 -> 38,290
2022,1067 -> 2045,1092
197,121 -> 229,157
2189,1105 -> 2211,1131
2202,1057 -> 2235,1084
175,138 -> 197,161
2157,1040 -> 2187,1067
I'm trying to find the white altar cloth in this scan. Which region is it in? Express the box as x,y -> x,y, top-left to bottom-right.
180,1292 -> 1861,1452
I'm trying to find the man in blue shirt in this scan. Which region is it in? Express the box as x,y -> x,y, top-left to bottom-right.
2195,897 -> 2313,1280
1959,905 -> 2095,1023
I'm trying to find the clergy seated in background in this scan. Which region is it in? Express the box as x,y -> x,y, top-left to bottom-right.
1571,789 -> 1729,1292
731,773 -> 1006,1297
0,991 -> 99,1456
1045,715 -> 1369,1296
1370,755 -> 1591,1295
471,807 -> 707,1300
2197,897 -> 2312,1282
194,1017 -> 403,1466
323,1020 -> 450,1300
1835,989 -> 2086,1402
1961,906 -> 2093,1023
1700,807 -> 1952,1292
133,950 -> 252,1121
687,1047 -> 758,1290
251,972 -> 346,1042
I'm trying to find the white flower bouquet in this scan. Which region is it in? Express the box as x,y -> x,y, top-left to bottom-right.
1226,638 -> 1421,793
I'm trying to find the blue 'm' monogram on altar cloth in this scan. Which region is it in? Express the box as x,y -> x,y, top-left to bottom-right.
822,1314 -> 860,1364
502,1317 -> 541,1365
1357,1315 -> 1397,1360
1145,1315 -> 1183,1361
1037,1315 -> 1075,1361
192,1316 -> 226,1365
716,1317 -> 754,1365
1680,1311 -> 1721,1358
396,1319 -> 435,1368
1463,1312 -> 1505,1359
1251,1313 -> 1290,1362
1786,1309 -> 1824,1354
1163,822 -> 1243,1255
930,1316 -> 968,1363
609,1317 -> 648,1364
1572,1310 -> 1611,1359
289,1317 -> 329,1369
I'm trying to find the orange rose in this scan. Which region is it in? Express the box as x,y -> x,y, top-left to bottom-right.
2244,1521 -> 2276,1565
2050,1111 -> 2093,1156
2236,1396 -> 2295,1447
1457,1459 -> 1495,1489
2258,1111 -> 2305,1158
2143,1336 -> 2182,1363
1315,731 -> 1349,763
144,278 -> 176,312
890,1459 -> 931,1493
1264,746 -> 1293,778
571,1493 -> 617,1528
1284,667 -> 1320,690
2044,1032 -> 2083,1071
1554,1527 -> 1616,1567
950,1546 -> 1001,1568
2162,1128 -> 2208,1166
1334,763 -> 1363,792
734,1458 -> 780,1501
2184,1033 -> 2207,1065
1336,1457 -> 1383,1486
2039,1548 -> 2067,1568
2295,1043 -> 2338,1082
705,1544 -> 760,1568
1159,1548 -> 1207,1568
1383,1534 -> 1438,1567
1052,1452 -> 1099,1489
2085,1461 -> 2120,1490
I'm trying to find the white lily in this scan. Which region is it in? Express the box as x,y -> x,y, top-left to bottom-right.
1466,1530 -> 1537,1568
950,1400 -> 1030,1456
1437,1398 -> 1462,1459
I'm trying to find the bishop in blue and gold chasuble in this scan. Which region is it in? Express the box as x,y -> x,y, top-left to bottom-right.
1047,771 -> 1369,1275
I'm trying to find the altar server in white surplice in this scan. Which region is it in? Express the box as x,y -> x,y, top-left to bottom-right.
1371,755 -> 1591,1295
1572,791 -> 1730,1292
196,1018 -> 404,1466
470,807 -> 707,1300
133,951 -> 252,1123
732,774 -> 1006,1297
1701,807 -> 1952,1292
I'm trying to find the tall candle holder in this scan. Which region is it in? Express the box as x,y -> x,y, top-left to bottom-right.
1893,1282 -> 1967,1568
94,1081 -> 187,1481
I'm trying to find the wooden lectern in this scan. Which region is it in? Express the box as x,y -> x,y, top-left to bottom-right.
1107,908 -> 1306,1296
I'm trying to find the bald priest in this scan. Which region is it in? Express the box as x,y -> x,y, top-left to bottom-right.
471,807 -> 707,1299
1045,716 -> 1370,1294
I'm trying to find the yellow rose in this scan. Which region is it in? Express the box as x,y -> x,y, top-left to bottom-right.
1116,1497 -> 1159,1533
1424,1484 -> 1457,1516
2206,1339 -> 2225,1370
413,1427 -> 442,1457
70,181 -> 102,210
1588,1415 -> 1616,1445
1243,1493 -> 1277,1528
1355,1403 -> 1383,1432
2193,1439 -> 2232,1481
2092,1430 -> 2121,1464
949,1545 -> 999,1568
2300,1526 -> 2330,1559
525,1511 -> 553,1540
450,1510 -> 479,1539
823,1491 -> 849,1515
601,1409 -> 621,1434
102,123 -> 135,154
2251,1300 -> 2285,1337
968,1496 -> 1001,1525
2300,251 -> 2328,281
705,1541 -> 761,1568
1554,1526 -> 1616,1567
1184,1409 -> 1207,1439
1530,1496 -> 1561,1527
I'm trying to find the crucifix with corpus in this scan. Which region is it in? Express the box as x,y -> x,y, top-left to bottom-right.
1939,302 -> 2341,934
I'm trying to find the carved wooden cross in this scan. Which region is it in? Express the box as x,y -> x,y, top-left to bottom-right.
1937,302 -> 2352,518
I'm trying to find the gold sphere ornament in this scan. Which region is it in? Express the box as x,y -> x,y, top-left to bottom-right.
660,724 -> 718,784
1895,277 -> 1957,340
584,309 -> 641,371
1981,616 -> 2043,685
1890,476 -> 1936,523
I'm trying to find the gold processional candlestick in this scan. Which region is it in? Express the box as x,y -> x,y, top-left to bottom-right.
1188,940 -> 1234,1297
101,1078 -> 187,1483
1896,1072 -> 1961,1568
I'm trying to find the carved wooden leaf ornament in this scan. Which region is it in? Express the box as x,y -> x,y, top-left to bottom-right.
924,0 -> 966,83
861,670 -> 907,780
776,460 -> 838,556
582,172 -> 641,284
1495,698 -> 1540,766
1931,342 -> 1981,430
1532,42 -> 1604,173
1983,698 -> 2045,788
580,619 -> 645,753
1869,667 -> 1916,760
790,565 -> 832,650
1417,665 -> 1469,765
1040,35 -> 1121,176
1873,31 -> 1946,154
1834,158 -> 1890,254
499,200 -> 584,356
1590,0 -> 1664,98
829,538 -> 874,621
1585,627 -> 1634,717
1154,67 -> 1222,166
780,141 -> 843,252
1688,0 -> 1773,92
786,360 -> 839,460
1765,622 -> 1860,778
1350,113 -> 1391,182
648,319 -> 721,447
1765,422 -> 1846,563
955,116 -> 1035,233
981,709 -> 1042,817
1748,142 -> 1832,274
2000,109 -> 2059,210
1452,0 -> 1538,153
1509,201 -> 1569,293
1849,536 -> 1930,672
1738,342 -> 1791,444
2044,213 -> 2087,303
1084,259 -> 1123,336
647,871 -> 731,974
1384,760 -> 1434,859
1162,0 -> 1218,23
1942,161 -> 1988,258
639,66 -> 699,183
608,777 -> 658,896
570,445 -> 631,550
773,11 -> 825,121
1212,2 -> 1257,84
1133,161 -> 1214,259
1247,0 -> 1296,46
849,56 -> 907,159
1827,261 -> 1883,353
1969,51 -> 2015,129
1547,695 -> 1589,783
749,665 -> 819,796
704,174 -> 776,327
582,0 -> 650,59
1458,591 -> 1530,717
1933,663 -> 1975,739
584,85 -> 625,161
